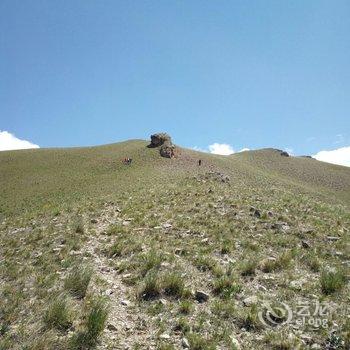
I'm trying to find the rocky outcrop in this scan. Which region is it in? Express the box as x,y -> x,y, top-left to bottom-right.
149,133 -> 172,148
148,133 -> 176,158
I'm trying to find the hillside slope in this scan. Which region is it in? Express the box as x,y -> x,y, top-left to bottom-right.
0,140 -> 349,350
1,141 -> 349,218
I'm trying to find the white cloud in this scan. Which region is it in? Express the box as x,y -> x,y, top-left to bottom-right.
313,146 -> 350,167
193,144 -> 250,155
0,130 -> 39,151
208,143 -> 235,155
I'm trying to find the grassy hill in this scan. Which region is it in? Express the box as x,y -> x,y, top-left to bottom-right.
0,139 -> 349,350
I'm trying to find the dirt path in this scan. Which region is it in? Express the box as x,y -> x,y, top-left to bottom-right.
84,203 -> 157,350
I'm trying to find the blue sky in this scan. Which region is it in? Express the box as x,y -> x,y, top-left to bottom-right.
0,1 -> 349,164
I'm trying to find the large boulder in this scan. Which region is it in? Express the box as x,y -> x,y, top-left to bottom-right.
148,133 -> 172,148
148,133 -> 176,158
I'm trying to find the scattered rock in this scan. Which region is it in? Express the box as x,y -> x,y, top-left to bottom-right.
107,323 -> 118,332
300,334 -> 313,344
250,207 -> 261,218
301,240 -> 311,249
327,236 -> 340,241
195,290 -> 209,303
230,336 -> 240,349
271,222 -> 290,232
243,295 -> 258,307
290,280 -> 304,290
120,300 -> 130,306
301,226 -> 314,234
105,289 -> 114,296
162,223 -> 172,229
197,171 -> 230,184
90,218 -> 98,224
159,333 -> 170,340
182,337 -> 190,348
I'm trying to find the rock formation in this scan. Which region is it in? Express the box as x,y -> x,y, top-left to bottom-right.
148,133 -> 176,158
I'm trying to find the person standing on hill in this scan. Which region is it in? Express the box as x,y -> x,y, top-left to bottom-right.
198,159 -> 202,166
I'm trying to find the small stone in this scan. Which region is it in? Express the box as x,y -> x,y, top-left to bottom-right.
122,221 -> 131,226
105,289 -> 114,296
300,334 -> 312,343
175,248 -> 184,255
250,207 -> 261,218
120,300 -> 130,306
327,236 -> 340,241
290,280 -> 304,290
311,344 -> 321,349
159,333 -> 170,340
107,323 -> 118,331
230,336 -> 240,349
253,209 -> 261,218
301,227 -> 314,234
182,337 -> 190,348
90,218 -> 98,224
163,223 -> 172,229
195,290 -> 209,303
243,295 -> 258,307
301,240 -> 311,249
271,222 -> 290,231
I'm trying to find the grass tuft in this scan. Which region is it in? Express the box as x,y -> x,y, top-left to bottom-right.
43,295 -> 72,331
139,250 -> 163,276
64,266 -> 93,299
179,300 -> 193,314
187,333 -> 216,350
69,297 -> 108,349
138,273 -> 161,300
240,259 -> 258,276
212,275 -> 241,299
162,272 -> 185,298
320,269 -> 347,295
261,252 -> 292,273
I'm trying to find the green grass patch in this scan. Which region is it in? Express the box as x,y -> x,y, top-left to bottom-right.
320,269 -> 347,295
43,295 -> 72,331
64,266 -> 93,299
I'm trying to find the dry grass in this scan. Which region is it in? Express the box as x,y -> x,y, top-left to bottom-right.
0,140 -> 349,349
